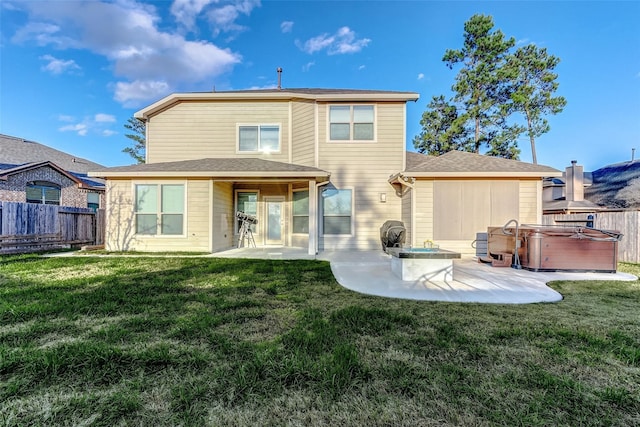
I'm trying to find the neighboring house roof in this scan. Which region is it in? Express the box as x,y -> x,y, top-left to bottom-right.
404,151 -> 561,178
0,161 -> 103,189
90,157 -> 331,180
543,199 -> 602,213
543,173 -> 593,188
585,159 -> 640,209
135,88 -> 420,120
0,133 -> 106,189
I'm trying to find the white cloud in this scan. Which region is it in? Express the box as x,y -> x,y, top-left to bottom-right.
417,73 -> 424,80
297,26 -> 370,55
281,21 -> 293,33
358,65 -> 365,70
95,113 -> 116,123
57,114 -> 75,122
59,123 -> 88,136
302,61 -> 315,72
170,0 -> 217,29
206,0 -> 260,36
246,84 -> 278,90
12,22 -> 78,48
57,113 -> 116,136
39,54 -> 81,75
114,80 -> 171,107
14,1 -> 243,106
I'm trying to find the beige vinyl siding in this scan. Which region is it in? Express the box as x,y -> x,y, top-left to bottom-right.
104,180 -> 135,251
104,179 -> 210,252
519,180 -> 541,224
212,181 -> 234,252
291,101 -> 316,166
146,101 -> 290,164
316,102 -> 406,250
413,180 -> 434,247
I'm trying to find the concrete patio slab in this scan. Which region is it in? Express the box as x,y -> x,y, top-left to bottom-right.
317,251 -> 637,304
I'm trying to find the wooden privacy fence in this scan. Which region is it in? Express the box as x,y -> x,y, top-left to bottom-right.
0,201 -> 105,254
542,211 -> 640,264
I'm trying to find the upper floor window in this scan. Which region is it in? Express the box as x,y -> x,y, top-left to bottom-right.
238,124 -> 280,153
135,184 -> 185,235
26,181 -> 61,205
329,105 -> 374,141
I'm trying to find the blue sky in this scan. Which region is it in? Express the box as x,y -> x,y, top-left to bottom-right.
1,0 -> 639,171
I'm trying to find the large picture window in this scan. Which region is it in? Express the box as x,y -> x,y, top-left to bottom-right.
329,105 -> 374,141
322,189 -> 352,235
292,190 -> 309,234
238,125 -> 280,152
26,181 -> 61,205
135,184 -> 184,235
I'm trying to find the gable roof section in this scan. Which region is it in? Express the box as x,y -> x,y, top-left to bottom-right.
135,88 -> 420,120
90,157 -> 331,180
405,151 -> 561,178
0,161 -> 104,189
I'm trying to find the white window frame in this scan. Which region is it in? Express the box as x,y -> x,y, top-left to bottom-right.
328,105 -> 376,142
133,181 -> 187,238
236,123 -> 282,153
292,189 -> 309,235
321,187 -> 354,236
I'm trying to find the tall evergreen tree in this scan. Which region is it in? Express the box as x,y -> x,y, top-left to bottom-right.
414,14 -> 567,161
123,117 -> 146,164
413,95 -> 470,155
505,44 -> 567,163
442,14 -> 516,155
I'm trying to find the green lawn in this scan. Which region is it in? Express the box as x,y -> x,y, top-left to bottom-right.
1,254 -> 639,426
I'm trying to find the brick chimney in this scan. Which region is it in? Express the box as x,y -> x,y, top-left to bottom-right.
565,160 -> 584,201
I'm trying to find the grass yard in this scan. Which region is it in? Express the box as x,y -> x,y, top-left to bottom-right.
1,254 -> 639,426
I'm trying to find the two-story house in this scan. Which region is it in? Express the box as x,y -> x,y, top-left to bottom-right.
92,88 -> 560,255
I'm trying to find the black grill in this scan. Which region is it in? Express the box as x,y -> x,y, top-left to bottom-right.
380,220 -> 406,252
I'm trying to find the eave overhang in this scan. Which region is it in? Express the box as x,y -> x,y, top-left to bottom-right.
135,91 -> 420,121
405,171 -> 564,179
90,170 -> 331,180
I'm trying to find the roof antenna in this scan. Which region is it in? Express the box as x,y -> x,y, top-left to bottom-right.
277,67 -> 283,90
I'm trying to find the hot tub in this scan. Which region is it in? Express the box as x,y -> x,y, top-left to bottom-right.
387,247 -> 461,281
487,225 -> 622,273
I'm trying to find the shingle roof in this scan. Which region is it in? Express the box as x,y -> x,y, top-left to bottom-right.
0,134 -> 106,188
205,88 -> 419,96
406,151 -> 561,177
91,157 -> 331,179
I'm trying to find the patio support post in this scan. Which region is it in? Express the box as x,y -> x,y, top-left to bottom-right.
308,179 -> 317,255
